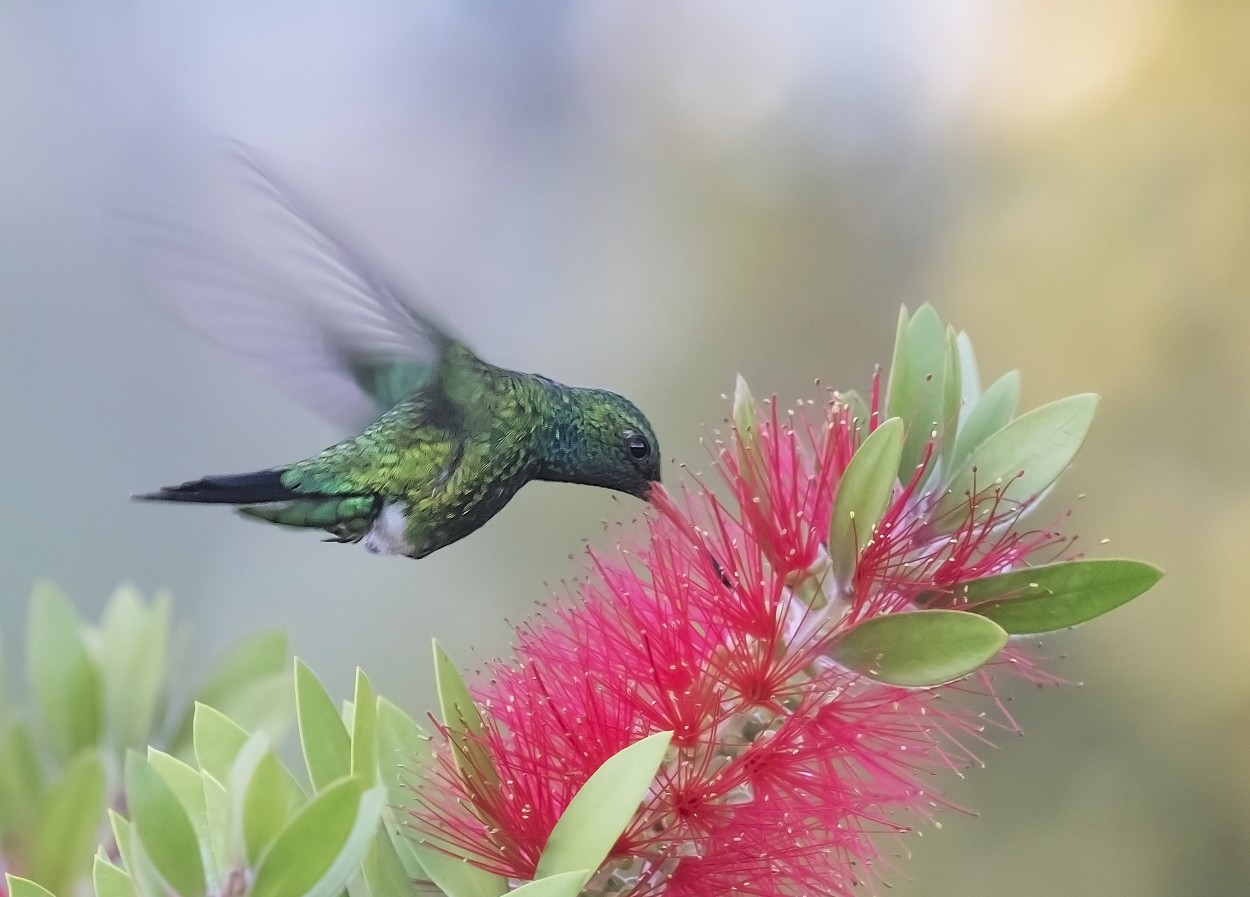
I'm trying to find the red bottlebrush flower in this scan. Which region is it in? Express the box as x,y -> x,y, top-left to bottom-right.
411,321 -> 1159,897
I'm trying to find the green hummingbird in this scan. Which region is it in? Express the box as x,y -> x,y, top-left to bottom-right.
131,147 -> 661,558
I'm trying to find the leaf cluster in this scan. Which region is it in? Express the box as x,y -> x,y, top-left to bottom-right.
0,583 -> 291,897
735,304 -> 1163,688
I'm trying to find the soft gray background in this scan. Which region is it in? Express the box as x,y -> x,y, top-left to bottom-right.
2,2 -> 1246,894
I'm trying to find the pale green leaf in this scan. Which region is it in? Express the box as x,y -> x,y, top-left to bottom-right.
933,559 -> 1164,634
227,733 -> 274,866
243,749 -> 295,865
116,815 -> 169,897
408,841 -> 505,897
5,875 -> 58,897
28,581 -> 102,761
192,703 -> 249,782
208,673 -> 295,749
251,778 -> 384,897
99,586 -> 170,754
950,370 -> 1021,474
126,750 -> 206,897
829,417 -> 904,584
199,630 -> 289,703
29,747 -> 106,897
147,748 -> 216,881
837,389 -> 871,438
938,327 -> 962,472
936,394 -> 1098,528
350,669 -> 377,787
108,810 -> 134,878
508,872 -> 587,897
433,641 -> 498,794
831,610 -> 1008,687
535,731 -> 672,886
382,817 -> 426,880
93,855 -> 136,897
732,375 -> 757,444
955,330 -> 982,417
201,772 -> 231,882
169,631 -> 290,756
361,828 -> 422,897
376,698 -> 427,810
0,721 -> 42,837
0,627 -> 8,720
147,748 -> 206,822
295,659 -> 351,791
886,304 -> 951,478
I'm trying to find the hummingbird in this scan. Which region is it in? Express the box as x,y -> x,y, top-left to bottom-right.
129,147 -> 661,558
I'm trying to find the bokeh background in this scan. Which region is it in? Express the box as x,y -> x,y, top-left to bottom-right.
1,2 -> 1246,894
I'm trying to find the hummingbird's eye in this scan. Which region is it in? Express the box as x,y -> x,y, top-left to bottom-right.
624,431 -> 651,461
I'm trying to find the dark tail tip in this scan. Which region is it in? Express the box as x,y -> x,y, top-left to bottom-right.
133,469 -> 294,505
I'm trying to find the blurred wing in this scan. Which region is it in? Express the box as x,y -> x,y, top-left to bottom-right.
111,143 -> 457,431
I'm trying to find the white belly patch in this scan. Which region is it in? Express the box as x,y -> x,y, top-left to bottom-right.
362,502 -> 414,556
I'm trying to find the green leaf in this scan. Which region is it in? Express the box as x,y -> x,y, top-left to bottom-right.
5,875 -> 58,897
250,777 -> 384,897
732,375 -> 757,445
938,327 -> 963,472
954,330 -> 982,415
192,703 -> 250,783
535,731 -> 672,886
0,721 -> 42,837
433,641 -> 499,794
147,748 -> 206,822
27,581 -> 103,761
205,673 -> 294,750
0,627 -> 9,718
147,748 -> 218,881
126,750 -> 206,897
243,748 -> 295,864
99,586 -> 170,754
295,659 -> 351,792
831,610 -> 1008,687
382,819 -> 426,880
950,370 -> 1021,473
936,394 -> 1098,528
933,559 -> 1164,634
886,304 -> 951,478
28,747 -> 106,897
108,810 -> 135,880
376,698 -> 427,809
829,417 -> 904,584
731,375 -> 764,496
114,814 -> 168,897
350,669 -> 378,787
361,826 -> 422,897
408,841 -> 505,897
93,855 -> 136,897
200,772 -> 231,876
837,389 -> 871,437
170,631 -> 290,756
508,872 -> 587,897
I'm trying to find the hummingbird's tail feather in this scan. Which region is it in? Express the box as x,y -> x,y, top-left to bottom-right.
134,469 -> 296,505
135,469 -> 381,538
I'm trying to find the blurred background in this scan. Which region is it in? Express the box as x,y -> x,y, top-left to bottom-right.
1,1 -> 1245,894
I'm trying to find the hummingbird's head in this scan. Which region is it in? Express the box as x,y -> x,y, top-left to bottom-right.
539,387 -> 662,501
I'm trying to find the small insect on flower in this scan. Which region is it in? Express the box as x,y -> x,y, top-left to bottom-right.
410,305 -> 1162,897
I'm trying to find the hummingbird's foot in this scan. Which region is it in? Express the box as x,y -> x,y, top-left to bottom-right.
322,528 -> 363,544
321,495 -> 382,545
